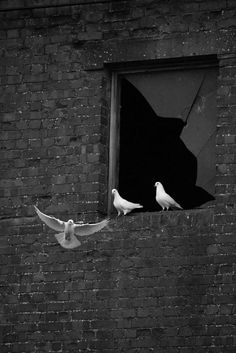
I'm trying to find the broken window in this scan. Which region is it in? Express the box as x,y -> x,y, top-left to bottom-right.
108,58 -> 218,212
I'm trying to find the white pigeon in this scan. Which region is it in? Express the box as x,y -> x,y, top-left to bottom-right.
34,205 -> 109,249
154,182 -> 183,211
112,189 -> 143,216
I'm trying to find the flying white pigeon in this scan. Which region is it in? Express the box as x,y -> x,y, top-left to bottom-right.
34,205 -> 109,249
154,182 -> 183,211
112,189 -> 143,216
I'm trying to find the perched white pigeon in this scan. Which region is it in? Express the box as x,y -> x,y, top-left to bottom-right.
154,182 -> 183,211
34,205 -> 109,249
112,189 -> 143,216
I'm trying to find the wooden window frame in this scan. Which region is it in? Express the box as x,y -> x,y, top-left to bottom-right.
107,56 -> 218,214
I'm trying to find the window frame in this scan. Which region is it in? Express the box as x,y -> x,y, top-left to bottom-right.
107,56 -> 218,214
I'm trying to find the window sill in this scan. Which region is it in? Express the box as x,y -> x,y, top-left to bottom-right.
109,207 -> 214,232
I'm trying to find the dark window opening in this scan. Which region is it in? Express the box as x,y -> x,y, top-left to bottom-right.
117,66 -> 217,212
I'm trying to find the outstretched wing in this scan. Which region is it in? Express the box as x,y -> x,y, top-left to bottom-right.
74,218 -> 109,236
34,206 -> 65,231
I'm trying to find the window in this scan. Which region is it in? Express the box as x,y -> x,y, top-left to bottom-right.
108,57 -> 218,213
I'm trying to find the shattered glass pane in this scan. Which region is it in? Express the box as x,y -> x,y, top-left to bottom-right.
119,68 -> 217,211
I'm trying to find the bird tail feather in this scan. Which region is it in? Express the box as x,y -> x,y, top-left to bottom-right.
55,233 -> 81,249
172,203 -> 183,210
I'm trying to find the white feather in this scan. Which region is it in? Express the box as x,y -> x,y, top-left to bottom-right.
112,189 -> 143,216
34,206 -> 109,249
154,182 -> 183,211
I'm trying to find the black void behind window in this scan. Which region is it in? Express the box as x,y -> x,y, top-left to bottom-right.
118,67 -> 217,211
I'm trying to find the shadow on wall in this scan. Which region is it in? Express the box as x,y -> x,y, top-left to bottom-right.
118,79 -> 215,211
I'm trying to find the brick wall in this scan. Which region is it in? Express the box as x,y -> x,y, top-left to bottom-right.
1,210 -> 236,352
0,0 -> 236,352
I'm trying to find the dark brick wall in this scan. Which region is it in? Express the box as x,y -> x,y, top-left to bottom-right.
0,0 -> 236,352
1,209 -> 236,353
1,210 -> 236,353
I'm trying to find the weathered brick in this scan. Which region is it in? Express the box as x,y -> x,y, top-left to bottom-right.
0,1 -> 236,353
